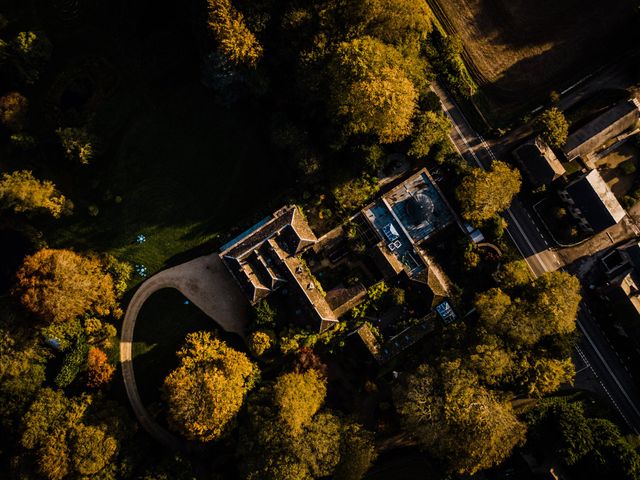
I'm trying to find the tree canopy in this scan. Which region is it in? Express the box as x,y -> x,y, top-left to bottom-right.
206,0 -> 263,68
238,369 -> 376,480
456,160 -> 521,222
13,249 -> 120,324
537,107 -> 569,149
273,369 -> 327,434
328,36 -> 418,143
394,360 -> 525,474
20,388 -> 119,480
0,170 -> 71,218
408,110 -> 451,159
163,331 -> 258,442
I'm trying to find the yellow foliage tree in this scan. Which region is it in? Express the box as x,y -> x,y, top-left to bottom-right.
273,369 -> 327,434
456,160 -> 521,222
0,170 -> 71,218
330,36 -> 418,144
163,331 -> 258,442
13,249 -> 119,324
206,0 -> 263,68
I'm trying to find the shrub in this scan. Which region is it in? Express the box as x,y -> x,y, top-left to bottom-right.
620,159 -> 637,176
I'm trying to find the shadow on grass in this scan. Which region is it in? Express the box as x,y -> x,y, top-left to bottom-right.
130,288 -> 244,408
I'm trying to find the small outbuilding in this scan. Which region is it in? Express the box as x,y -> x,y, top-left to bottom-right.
513,137 -> 566,187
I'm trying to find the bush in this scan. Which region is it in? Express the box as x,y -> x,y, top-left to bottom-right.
620,159 -> 637,176
255,300 -> 276,327
332,174 -> 380,213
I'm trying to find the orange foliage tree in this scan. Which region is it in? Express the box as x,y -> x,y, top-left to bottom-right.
86,347 -> 115,388
13,248 -> 120,324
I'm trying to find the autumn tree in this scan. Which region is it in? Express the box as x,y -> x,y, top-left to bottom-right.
206,0 -> 263,68
470,271 -> 580,394
456,160 -> 521,222
273,369 -> 327,434
21,388 -> 119,480
0,307 -> 48,433
87,347 -> 115,388
0,170 -> 71,218
394,360 -> 526,475
163,331 -> 258,442
408,110 -> 451,159
56,127 -> 98,164
329,36 -> 418,144
238,375 -> 375,480
0,91 -> 28,131
537,107 -> 569,149
248,330 -> 273,357
13,248 -> 120,324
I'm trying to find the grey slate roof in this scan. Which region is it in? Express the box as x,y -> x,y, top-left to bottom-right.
513,137 -> 565,186
564,169 -> 626,232
563,98 -> 640,160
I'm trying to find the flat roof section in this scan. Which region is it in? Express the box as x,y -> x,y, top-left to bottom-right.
363,202 -> 425,276
384,171 -> 453,243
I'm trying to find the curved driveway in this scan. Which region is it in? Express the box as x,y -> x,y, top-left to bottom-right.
119,254 -> 250,450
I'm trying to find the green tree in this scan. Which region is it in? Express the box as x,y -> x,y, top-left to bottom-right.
206,0 -> 263,68
163,331 -> 258,442
408,110 -> 451,159
254,299 -> 276,327
273,370 -> 327,434
329,36 -> 417,144
332,173 -> 380,212
56,127 -> 98,164
537,107 -> 569,149
394,360 -> 525,475
14,248 -> 120,324
456,160 -> 521,222
0,170 -> 71,218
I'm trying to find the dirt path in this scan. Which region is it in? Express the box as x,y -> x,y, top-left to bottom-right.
119,254 -> 250,451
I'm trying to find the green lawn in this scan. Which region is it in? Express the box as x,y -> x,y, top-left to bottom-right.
47,79 -> 291,277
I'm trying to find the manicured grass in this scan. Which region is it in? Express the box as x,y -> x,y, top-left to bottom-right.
47,80 -> 291,277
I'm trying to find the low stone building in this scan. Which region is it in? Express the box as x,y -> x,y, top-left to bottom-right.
513,136 -> 566,187
562,98 -> 640,161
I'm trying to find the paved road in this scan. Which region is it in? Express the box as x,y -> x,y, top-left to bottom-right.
120,254 -> 250,450
432,82 -> 640,433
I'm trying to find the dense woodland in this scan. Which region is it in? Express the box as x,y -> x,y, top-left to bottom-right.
1,1 -> 639,479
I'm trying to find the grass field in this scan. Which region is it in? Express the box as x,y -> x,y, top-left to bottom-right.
429,0 -> 639,122
20,1 -> 294,278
